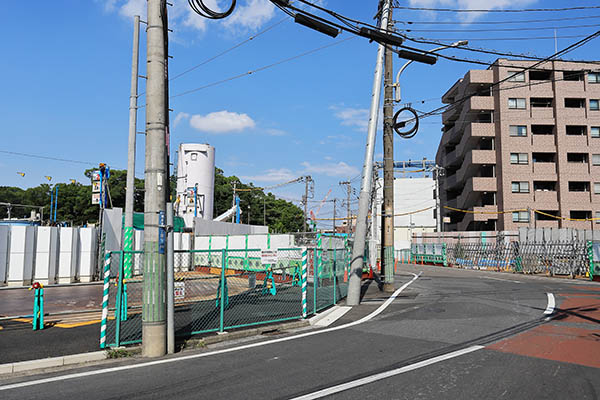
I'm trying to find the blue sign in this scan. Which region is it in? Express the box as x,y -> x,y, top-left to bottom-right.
158,211 -> 165,254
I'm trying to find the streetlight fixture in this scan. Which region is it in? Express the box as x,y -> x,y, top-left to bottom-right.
394,40 -> 468,102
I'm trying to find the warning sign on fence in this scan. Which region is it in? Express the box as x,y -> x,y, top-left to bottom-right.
261,250 -> 278,265
174,282 -> 185,300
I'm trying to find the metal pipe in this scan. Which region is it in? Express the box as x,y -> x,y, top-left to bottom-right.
166,203 -> 175,354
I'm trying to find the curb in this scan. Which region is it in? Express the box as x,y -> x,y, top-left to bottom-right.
0,351 -> 108,375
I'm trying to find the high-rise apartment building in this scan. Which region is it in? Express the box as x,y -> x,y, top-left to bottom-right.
436,59 -> 600,231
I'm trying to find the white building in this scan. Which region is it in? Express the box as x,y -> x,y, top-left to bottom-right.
176,143 -> 215,227
373,177 -> 437,250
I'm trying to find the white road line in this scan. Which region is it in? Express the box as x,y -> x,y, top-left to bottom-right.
544,293 -> 555,315
481,276 -> 522,284
290,345 -> 485,400
0,273 -> 422,392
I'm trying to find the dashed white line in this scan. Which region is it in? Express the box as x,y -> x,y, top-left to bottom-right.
544,293 -> 555,316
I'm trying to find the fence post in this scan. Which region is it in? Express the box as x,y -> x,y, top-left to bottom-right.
219,248 -> 226,332
313,249 -> 318,315
100,252 -> 111,349
301,247 -> 307,318
114,251 -> 125,347
333,247 -> 337,304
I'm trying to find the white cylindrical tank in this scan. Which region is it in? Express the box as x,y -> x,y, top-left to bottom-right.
176,143 -> 215,227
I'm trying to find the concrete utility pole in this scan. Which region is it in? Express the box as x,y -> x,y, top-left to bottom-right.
143,0 -> 168,358
303,177 -> 309,232
339,181 -> 352,233
333,198 -> 337,233
434,166 -> 442,233
347,0 -> 391,306
231,182 -> 237,223
381,4 -> 395,292
124,15 -> 141,272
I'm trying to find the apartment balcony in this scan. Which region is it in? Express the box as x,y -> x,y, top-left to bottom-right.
463,70 -> 494,86
473,206 -> 498,222
561,135 -> 589,150
561,162 -> 590,176
456,177 -> 497,208
532,190 -> 559,207
442,103 -> 461,124
562,107 -> 587,119
532,162 -> 557,175
531,134 -> 555,149
530,107 -> 555,119
468,96 -> 494,111
564,192 -> 593,204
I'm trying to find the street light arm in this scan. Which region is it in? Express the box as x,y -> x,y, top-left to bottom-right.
393,41 -> 468,103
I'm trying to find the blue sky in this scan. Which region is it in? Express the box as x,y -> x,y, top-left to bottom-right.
2,0 -> 600,227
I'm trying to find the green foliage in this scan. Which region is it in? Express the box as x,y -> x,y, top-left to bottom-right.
0,167 -> 304,232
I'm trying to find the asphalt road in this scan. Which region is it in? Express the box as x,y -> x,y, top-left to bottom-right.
1,264 -> 599,399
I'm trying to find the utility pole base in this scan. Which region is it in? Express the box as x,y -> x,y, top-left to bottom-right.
142,322 -> 167,357
382,283 -> 396,293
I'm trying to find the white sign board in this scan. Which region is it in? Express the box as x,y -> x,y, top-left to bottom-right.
174,282 -> 185,300
92,171 -> 101,181
91,193 -> 100,205
261,250 -> 278,265
92,181 -> 101,193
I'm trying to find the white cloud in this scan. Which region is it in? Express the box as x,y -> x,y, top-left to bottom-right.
330,106 -> 369,131
408,0 -> 538,23
241,168 -> 296,183
189,110 -> 255,133
104,0 -> 276,33
300,161 -> 359,178
174,112 -> 190,127
224,0 -> 275,32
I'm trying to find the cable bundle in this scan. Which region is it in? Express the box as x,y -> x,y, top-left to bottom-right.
188,0 -> 236,19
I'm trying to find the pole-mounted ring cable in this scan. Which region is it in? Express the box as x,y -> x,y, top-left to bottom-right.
188,0 -> 236,19
393,106 -> 419,138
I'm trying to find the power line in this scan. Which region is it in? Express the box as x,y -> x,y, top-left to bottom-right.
393,5 -> 600,13
166,37 -> 355,101
410,34 -> 592,42
398,23 -> 600,33
0,150 -> 96,166
394,15 -> 600,25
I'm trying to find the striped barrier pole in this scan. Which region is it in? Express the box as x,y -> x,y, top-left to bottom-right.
301,247 -> 307,318
99,252 -> 111,349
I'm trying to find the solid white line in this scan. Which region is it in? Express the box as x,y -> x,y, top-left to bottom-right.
544,293 -> 555,315
290,345 -> 485,400
0,273 -> 422,392
481,276 -> 521,284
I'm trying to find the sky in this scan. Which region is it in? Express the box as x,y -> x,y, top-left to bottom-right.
2,0 -> 600,228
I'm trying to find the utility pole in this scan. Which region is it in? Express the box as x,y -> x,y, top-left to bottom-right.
124,15 -> 141,277
231,182 -> 237,223
143,0 -> 168,358
339,181 -> 352,233
347,0 -> 391,306
333,198 -> 337,233
303,177 -> 309,232
263,196 -> 266,226
381,4 -> 395,292
434,166 -> 443,234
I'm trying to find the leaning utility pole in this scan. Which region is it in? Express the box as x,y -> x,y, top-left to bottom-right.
381,5 -> 395,292
124,15 -> 141,278
333,198 -> 337,233
143,0 -> 168,357
347,0 -> 391,306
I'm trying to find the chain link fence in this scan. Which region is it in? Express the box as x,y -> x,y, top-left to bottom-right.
445,241 -> 589,276
102,244 -> 350,348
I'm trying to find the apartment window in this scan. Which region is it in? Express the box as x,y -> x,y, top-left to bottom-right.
509,125 -> 527,137
588,72 -> 600,83
566,125 -> 587,136
536,210 -> 559,221
510,153 -> 528,164
532,152 -> 556,163
529,70 -> 552,80
512,211 -> 530,222
567,153 -> 588,163
593,154 -> 600,166
590,99 -> 600,111
564,71 -> 584,81
570,210 -> 591,220
569,181 -> 590,192
512,181 -> 530,193
531,125 -> 554,135
530,97 -> 553,108
508,71 -> 525,82
534,181 -> 556,191
565,98 -> 585,108
594,183 -> 600,194
508,98 -> 526,109
592,127 -> 600,138
596,211 -> 600,224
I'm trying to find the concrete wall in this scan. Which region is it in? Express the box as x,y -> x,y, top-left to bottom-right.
194,218 -> 268,236
0,225 -> 97,287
